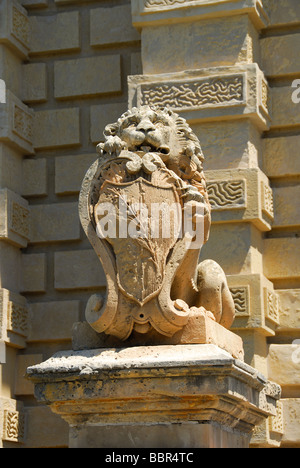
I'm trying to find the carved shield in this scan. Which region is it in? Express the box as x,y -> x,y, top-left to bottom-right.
95,177 -> 181,306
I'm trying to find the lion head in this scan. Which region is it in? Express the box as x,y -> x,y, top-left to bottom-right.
97,105 -> 209,204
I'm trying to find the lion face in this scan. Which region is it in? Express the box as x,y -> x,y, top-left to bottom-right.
112,107 -> 180,162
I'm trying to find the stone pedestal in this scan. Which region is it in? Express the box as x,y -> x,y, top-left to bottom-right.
26,344 -> 280,449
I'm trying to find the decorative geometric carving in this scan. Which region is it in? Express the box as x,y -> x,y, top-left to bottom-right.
13,104 -> 33,144
264,288 -> 280,325
144,0 -> 189,8
269,401 -> 284,435
2,410 -> 25,443
261,181 -> 274,220
10,202 -> 30,239
261,79 -> 269,111
140,75 -> 244,111
11,6 -> 29,48
207,179 -> 246,210
7,302 -> 28,338
0,288 -> 28,348
230,287 -> 250,317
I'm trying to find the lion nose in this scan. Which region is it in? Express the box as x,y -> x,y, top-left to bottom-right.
136,119 -> 155,133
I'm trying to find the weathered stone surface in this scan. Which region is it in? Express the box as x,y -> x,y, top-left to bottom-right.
128,64 -> 271,131
26,344 -> 280,448
281,398 -> 300,446
55,154 -> 97,195
54,250 -> 106,291
263,136 -> 300,178
22,158 -> 47,197
90,5 -> 140,47
261,34 -> 300,78
33,108 -> 80,150
21,253 -> 46,293
29,202 -> 80,244
264,238 -> 300,281
72,313 -> 244,361
277,289 -> 300,331
22,63 -> 47,103
29,11 -> 80,55
80,106 -> 236,342
268,344 -> 300,386
28,301 -> 80,342
54,56 -> 122,100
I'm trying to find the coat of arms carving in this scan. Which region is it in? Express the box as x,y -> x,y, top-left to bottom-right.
79,106 -> 235,341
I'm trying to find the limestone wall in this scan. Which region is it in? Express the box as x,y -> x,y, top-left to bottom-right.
0,0 -> 299,448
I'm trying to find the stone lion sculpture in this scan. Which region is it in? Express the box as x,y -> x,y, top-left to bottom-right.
79,105 -> 235,342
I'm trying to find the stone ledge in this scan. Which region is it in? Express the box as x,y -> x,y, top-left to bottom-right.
72,314 -> 244,361
129,64 -> 271,131
132,0 -> 269,30
26,344 -> 281,448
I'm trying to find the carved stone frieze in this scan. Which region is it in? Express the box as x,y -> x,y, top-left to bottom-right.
228,274 -> 280,335
230,286 -> 250,317
0,0 -> 30,58
2,409 -> 25,443
132,0 -> 269,31
0,188 -> 30,248
129,65 -> 271,131
0,288 -> 28,348
207,179 -> 246,210
0,91 -> 34,154
140,75 -> 244,110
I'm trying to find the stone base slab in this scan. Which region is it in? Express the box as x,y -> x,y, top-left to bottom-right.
72,313 -> 244,361
26,344 -> 281,448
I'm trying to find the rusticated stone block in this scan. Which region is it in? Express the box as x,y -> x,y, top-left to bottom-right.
277,289 -> 300,331
193,120 -> 261,170
273,185 -> 300,228
261,34 -> 300,78
264,0 -> 300,27
54,55 -> 121,100
54,250 -> 106,290
23,405 -> 68,448
264,238 -> 300,281
29,202 -> 80,244
21,253 -> 46,293
55,153 -> 97,195
271,86 -> 300,130
29,11 -> 80,55
268,344 -> 300,387
90,5 -> 140,47
90,102 -> 127,144
140,15 -> 258,75
22,158 -> 47,197
15,354 -> 43,396
263,135 -> 300,178
281,399 -> 300,446
33,108 -> 80,150
28,300 -> 80,342
22,63 -> 47,103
